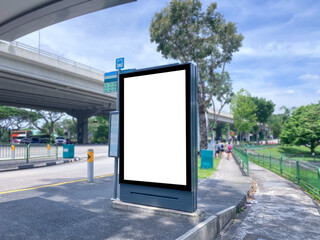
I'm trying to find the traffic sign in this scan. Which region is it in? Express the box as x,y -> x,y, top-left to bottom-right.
116,57 -> 124,70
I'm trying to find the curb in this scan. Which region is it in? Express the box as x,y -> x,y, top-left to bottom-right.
177,178 -> 252,240
0,157 -> 81,172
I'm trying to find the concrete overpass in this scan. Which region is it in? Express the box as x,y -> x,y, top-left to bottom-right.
0,0 -> 136,143
0,40 -> 116,143
206,108 -> 234,140
0,0 -> 136,41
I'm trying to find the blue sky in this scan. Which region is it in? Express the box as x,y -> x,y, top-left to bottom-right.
17,0 -> 320,112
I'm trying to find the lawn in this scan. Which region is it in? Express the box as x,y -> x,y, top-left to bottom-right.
198,157 -> 220,179
255,145 -> 320,161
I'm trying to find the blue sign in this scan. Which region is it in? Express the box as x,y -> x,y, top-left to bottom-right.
116,58 -> 124,70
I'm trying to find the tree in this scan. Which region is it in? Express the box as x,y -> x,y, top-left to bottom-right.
230,89 -> 257,141
251,97 -> 275,143
280,103 -> 320,154
208,72 -> 234,140
280,106 -> 296,123
55,118 -> 77,139
28,110 -> 64,142
268,114 -> 281,139
150,0 -> 243,149
91,116 -> 109,143
0,106 -> 35,142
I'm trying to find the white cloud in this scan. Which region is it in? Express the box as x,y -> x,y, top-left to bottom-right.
284,90 -> 295,94
298,74 -> 320,81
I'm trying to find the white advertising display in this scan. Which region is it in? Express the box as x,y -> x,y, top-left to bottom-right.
123,70 -> 187,186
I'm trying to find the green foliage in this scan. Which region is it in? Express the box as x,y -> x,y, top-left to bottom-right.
251,97 -> 275,142
251,97 -> 275,124
268,114 -> 283,139
150,0 -> 243,149
55,118 -> 77,138
0,106 -> 38,142
230,89 -> 257,138
89,116 -> 109,143
280,103 -> 320,154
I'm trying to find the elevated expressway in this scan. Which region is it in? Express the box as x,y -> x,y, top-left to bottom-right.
206,108 -> 234,139
0,40 -> 115,143
0,0 -> 136,143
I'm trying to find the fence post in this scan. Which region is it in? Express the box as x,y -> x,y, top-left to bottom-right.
26,144 -> 29,163
262,154 -> 264,166
280,156 -> 283,175
257,154 -> 260,164
269,154 -> 271,170
56,145 -> 58,160
246,152 -> 249,176
318,168 -> 320,194
296,161 -> 300,183
11,145 -> 15,160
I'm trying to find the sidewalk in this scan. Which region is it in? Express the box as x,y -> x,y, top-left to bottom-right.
221,162 -> 320,240
0,156 -> 251,240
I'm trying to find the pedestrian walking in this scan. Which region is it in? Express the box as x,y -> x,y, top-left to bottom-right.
215,140 -> 220,159
220,141 -> 225,158
226,141 -> 232,160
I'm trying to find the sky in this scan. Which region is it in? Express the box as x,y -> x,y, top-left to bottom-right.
17,0 -> 320,113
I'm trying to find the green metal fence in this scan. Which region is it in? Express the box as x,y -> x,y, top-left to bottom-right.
243,143 -> 280,150
232,146 -> 249,176
234,147 -> 320,197
0,144 -> 58,163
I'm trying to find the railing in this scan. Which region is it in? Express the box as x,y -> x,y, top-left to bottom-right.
234,147 -> 320,197
0,40 -> 104,75
0,144 -> 58,163
232,146 -> 249,176
242,143 -> 280,150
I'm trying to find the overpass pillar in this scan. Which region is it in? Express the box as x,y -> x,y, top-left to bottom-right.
77,116 -> 89,144
216,126 -> 222,140
69,110 -> 95,144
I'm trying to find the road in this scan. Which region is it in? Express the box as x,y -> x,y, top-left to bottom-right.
0,145 -> 115,193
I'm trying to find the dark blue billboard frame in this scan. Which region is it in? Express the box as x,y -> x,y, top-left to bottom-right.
119,63 -> 198,212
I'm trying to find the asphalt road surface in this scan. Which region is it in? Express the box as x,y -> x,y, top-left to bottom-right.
0,145 -> 114,193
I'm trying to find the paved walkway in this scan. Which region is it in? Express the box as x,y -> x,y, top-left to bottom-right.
198,156 -> 252,215
225,162 -> 320,240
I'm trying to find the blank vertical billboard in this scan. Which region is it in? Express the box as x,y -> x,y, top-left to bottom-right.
120,64 -> 192,191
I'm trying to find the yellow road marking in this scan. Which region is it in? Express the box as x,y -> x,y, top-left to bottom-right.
0,173 -> 114,195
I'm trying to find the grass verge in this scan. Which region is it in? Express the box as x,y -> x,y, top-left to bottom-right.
255,146 -> 320,161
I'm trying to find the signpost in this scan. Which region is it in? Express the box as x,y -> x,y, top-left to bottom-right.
110,58 -> 124,200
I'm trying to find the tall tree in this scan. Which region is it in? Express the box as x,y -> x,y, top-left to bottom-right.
0,106 -> 36,142
280,103 -> 320,154
268,114 -> 283,139
208,72 -> 234,140
251,97 -> 275,144
230,89 -> 257,141
150,0 -> 243,150
28,110 -> 64,142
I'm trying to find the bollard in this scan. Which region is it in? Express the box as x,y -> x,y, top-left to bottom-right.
47,144 -> 51,157
87,149 -> 94,183
11,145 -> 15,160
